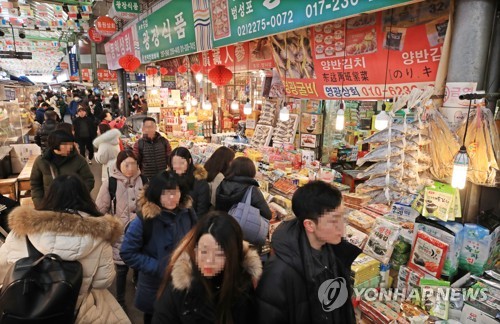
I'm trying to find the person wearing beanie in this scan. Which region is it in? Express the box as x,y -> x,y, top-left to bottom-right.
30,130 -> 95,209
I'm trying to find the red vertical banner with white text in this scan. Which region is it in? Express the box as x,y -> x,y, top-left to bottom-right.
270,1 -> 450,100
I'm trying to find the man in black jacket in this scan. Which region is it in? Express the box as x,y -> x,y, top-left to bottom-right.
256,181 -> 362,324
73,107 -> 96,164
35,110 -> 58,151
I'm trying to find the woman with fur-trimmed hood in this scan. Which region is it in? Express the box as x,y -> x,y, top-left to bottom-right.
168,147 -> 211,219
120,171 -> 197,324
0,175 -> 129,323
152,211 -> 262,324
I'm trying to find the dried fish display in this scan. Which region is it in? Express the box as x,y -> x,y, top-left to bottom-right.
272,114 -> 299,144
270,28 -> 315,79
455,107 -> 499,186
251,125 -> 273,147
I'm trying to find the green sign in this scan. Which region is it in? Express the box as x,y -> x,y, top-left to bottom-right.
136,0 -> 196,63
210,0 -> 417,47
113,0 -> 140,13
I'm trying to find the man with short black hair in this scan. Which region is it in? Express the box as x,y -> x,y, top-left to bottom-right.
133,117 -> 171,179
73,107 -> 96,164
256,181 -> 361,324
30,130 -> 94,209
35,110 -> 58,151
35,102 -> 50,124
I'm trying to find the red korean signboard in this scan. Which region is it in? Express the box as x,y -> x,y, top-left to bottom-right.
97,69 -> 118,81
88,27 -> 104,43
198,39 -> 275,73
270,2 -> 449,100
70,69 -> 92,81
95,16 -> 117,37
104,27 -> 136,70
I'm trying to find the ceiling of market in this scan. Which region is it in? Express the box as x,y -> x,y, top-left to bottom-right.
0,0 -> 163,81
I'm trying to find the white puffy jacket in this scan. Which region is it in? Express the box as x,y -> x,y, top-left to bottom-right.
93,128 -> 121,181
0,206 -> 130,324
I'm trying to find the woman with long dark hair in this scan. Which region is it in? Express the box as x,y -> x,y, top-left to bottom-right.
204,147 -> 235,208
0,175 -> 128,323
152,211 -> 262,324
120,171 -> 197,324
168,147 -> 210,218
215,157 -> 272,220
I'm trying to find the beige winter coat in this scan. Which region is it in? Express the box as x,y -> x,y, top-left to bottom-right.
0,206 -> 130,324
96,166 -> 146,265
208,172 -> 224,207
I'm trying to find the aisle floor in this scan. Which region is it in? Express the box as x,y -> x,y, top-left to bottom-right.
89,160 -> 143,324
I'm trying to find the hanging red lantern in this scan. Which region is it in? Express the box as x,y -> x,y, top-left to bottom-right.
191,63 -> 202,74
208,65 -> 233,86
147,67 -> 158,76
160,67 -> 168,75
177,65 -> 187,74
118,54 -> 141,72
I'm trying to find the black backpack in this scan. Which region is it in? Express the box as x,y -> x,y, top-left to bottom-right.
108,175 -> 148,215
0,237 -> 83,323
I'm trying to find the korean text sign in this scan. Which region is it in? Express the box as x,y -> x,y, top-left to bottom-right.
270,1 -> 449,100
209,0 -> 417,48
104,27 -> 136,70
136,0 -> 196,63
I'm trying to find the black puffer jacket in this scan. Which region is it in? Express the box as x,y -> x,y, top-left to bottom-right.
35,119 -> 58,151
215,176 -> 272,220
133,133 -> 171,180
152,242 -> 262,324
256,220 -> 362,324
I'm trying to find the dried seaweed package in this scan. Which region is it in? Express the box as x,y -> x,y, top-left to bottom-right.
422,182 -> 456,221
363,217 -> 401,263
409,231 -> 448,278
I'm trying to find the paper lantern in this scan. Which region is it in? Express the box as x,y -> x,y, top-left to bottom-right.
208,65 -> 233,86
177,65 -> 187,74
147,67 -> 158,76
118,54 -> 140,72
160,67 -> 168,75
191,63 -> 202,74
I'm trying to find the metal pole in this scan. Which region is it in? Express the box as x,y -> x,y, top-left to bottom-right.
117,69 -> 129,116
90,41 -> 98,88
75,34 -> 82,83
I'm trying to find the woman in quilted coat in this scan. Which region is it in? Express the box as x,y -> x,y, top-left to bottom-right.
96,150 -> 147,309
0,175 -> 130,323
93,124 -> 122,182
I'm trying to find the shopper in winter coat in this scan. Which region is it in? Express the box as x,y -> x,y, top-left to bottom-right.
256,181 -> 362,324
35,102 -> 50,124
152,211 -> 262,324
66,91 -> 82,123
94,124 -> 121,181
35,110 -> 58,151
110,94 -> 120,117
204,146 -> 235,207
73,107 -> 97,163
96,150 -> 146,309
120,171 -> 197,324
101,111 -> 126,129
216,157 -> 272,220
0,175 -> 130,323
133,117 -> 172,180
169,147 -> 210,219
30,130 -> 94,209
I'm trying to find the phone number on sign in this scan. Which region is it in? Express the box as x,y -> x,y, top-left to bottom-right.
237,11 -> 294,37
324,84 -> 430,98
306,0 -> 360,18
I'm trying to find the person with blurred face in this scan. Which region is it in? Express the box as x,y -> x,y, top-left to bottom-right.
73,107 -> 97,164
152,212 -> 262,324
133,117 -> 171,180
96,150 -> 147,310
167,147 -> 210,219
120,171 -> 196,324
93,124 -> 121,181
256,181 -> 362,324
30,130 -> 94,209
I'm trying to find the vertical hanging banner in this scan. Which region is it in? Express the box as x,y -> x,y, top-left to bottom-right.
270,1 -> 450,100
69,53 -> 79,79
209,0 -> 419,48
104,26 -> 137,70
136,0 -> 196,63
